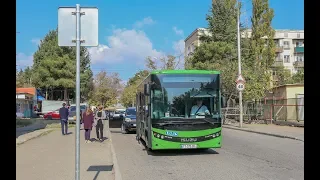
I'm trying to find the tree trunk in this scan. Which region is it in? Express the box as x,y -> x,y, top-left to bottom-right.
45,88 -> 48,100
64,88 -> 68,101
51,88 -> 54,100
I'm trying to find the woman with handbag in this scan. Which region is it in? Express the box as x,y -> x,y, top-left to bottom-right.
82,107 -> 94,143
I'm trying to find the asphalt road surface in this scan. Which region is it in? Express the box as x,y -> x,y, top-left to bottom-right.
110,128 -> 304,180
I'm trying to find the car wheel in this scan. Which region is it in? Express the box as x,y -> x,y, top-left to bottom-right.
121,124 -> 128,134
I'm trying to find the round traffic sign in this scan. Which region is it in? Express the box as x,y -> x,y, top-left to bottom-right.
236,82 -> 245,91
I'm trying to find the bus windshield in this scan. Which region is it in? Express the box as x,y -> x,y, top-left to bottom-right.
151,74 -> 220,121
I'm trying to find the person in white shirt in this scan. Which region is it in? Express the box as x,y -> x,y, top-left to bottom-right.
190,99 -> 210,116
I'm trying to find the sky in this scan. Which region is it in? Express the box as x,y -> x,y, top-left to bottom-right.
16,0 -> 304,83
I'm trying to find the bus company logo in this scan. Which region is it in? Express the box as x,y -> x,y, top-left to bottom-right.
165,131 -> 178,136
181,138 -> 197,142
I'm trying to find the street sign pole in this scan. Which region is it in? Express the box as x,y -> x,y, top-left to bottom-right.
75,4 -> 81,180
58,4 -> 98,180
237,1 -> 243,128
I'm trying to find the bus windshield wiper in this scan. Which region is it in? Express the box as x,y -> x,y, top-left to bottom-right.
197,118 -> 215,126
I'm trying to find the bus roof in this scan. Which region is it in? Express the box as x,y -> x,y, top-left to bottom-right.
150,70 -> 220,74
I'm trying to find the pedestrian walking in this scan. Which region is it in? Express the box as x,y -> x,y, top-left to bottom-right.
59,103 -> 69,135
82,107 -> 94,143
94,106 -> 106,141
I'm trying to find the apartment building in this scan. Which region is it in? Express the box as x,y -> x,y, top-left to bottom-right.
184,28 -> 304,74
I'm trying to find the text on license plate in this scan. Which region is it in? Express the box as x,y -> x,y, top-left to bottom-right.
181,144 -> 198,149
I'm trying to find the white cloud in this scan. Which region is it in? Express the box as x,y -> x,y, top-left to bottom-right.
31,38 -> 41,45
172,39 -> 185,69
88,28 -> 164,65
173,26 -> 184,36
134,17 -> 155,28
16,53 -> 33,69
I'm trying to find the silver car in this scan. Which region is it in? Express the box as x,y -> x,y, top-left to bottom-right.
68,104 -> 87,122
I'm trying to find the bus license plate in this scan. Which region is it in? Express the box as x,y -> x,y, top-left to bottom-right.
133,124 -> 136,127
181,144 -> 198,149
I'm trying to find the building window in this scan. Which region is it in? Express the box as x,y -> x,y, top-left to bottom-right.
283,41 -> 289,46
296,56 -> 303,62
284,55 -> 290,63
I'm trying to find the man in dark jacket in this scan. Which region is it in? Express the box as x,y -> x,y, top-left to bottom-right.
59,103 -> 69,135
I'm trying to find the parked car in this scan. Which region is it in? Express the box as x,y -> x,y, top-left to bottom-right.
43,109 -> 60,120
68,104 -> 87,122
113,109 -> 125,120
109,109 -> 125,128
121,107 -> 137,134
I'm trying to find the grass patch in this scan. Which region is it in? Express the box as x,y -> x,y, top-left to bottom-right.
16,118 -> 38,128
45,123 -> 76,129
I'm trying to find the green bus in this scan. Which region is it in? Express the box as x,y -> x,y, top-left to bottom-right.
135,70 -> 222,150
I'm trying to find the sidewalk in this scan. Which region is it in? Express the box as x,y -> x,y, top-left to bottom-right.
16,123 -> 117,180
223,123 -> 304,142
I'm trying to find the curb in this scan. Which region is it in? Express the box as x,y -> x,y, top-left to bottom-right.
107,129 -> 123,180
222,125 -> 304,142
16,129 -> 54,146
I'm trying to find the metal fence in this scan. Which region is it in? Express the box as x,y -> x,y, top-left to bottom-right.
263,97 -> 304,122
221,97 -> 304,124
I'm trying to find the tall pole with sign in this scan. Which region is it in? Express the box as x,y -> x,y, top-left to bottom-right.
237,1 -> 244,128
58,5 -> 98,180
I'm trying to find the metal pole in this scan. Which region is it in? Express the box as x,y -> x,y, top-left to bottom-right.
237,1 -> 243,128
75,4 -> 81,180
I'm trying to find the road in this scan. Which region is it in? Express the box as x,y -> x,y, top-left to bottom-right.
110,128 -> 304,180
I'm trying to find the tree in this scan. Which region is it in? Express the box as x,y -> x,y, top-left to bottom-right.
145,55 -> 179,70
90,71 -> 121,107
16,68 -> 33,88
32,29 -> 93,101
291,69 -> 304,84
120,70 -> 149,107
185,0 -> 239,102
242,0 -> 275,101
16,69 -> 24,88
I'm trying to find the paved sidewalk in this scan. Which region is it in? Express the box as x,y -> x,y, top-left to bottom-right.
223,123 -> 304,142
17,125 -> 115,180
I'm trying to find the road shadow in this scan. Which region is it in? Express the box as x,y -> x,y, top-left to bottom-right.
89,137 -> 108,142
110,128 -> 136,134
110,130 -> 122,134
146,148 -> 219,156
65,132 -> 73,135
87,165 -> 113,180
139,138 -> 219,156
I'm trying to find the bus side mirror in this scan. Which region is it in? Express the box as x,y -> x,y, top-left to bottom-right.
144,84 -> 150,96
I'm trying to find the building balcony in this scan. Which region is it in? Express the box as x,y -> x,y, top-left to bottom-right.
293,61 -> 304,68
275,46 -> 283,53
283,45 -> 290,49
271,58 -> 284,67
294,46 -> 304,53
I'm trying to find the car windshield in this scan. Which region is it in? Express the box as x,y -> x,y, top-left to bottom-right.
70,105 -> 86,111
126,109 -> 136,115
151,74 -> 221,121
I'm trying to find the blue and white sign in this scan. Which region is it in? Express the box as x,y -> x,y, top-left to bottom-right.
166,131 -> 178,136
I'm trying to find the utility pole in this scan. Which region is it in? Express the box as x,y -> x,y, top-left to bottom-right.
237,0 -> 244,128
